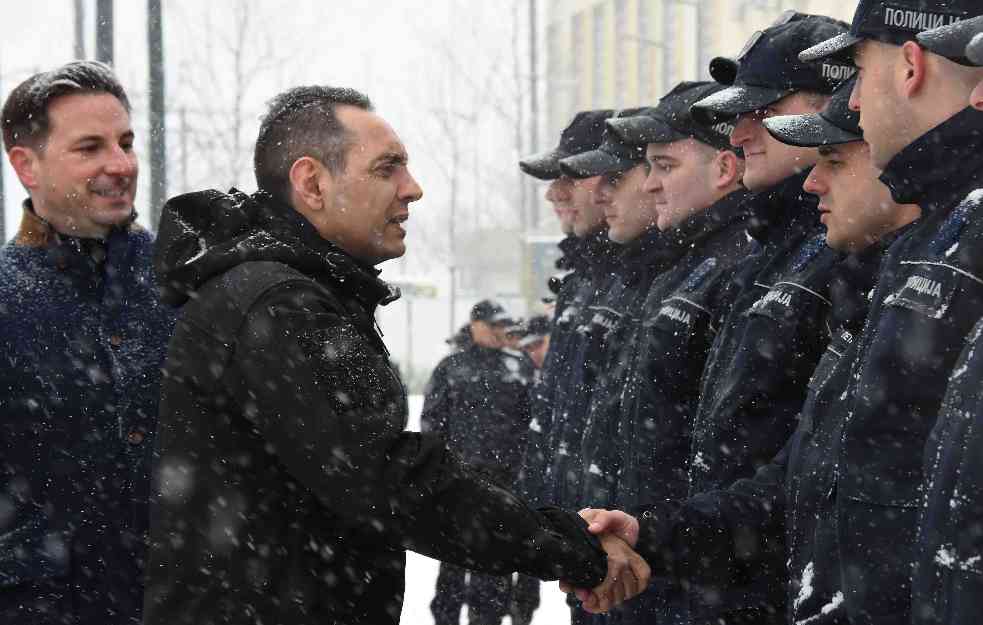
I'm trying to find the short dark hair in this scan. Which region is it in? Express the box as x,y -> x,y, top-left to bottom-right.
1,61 -> 131,152
254,86 -> 373,204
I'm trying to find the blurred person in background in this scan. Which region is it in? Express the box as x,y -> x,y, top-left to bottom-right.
421,299 -> 535,625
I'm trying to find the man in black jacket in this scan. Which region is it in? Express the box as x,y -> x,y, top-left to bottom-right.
574,81 -> 753,625
648,14 -> 851,623
422,299 -> 534,625
144,86 -> 650,625
575,71 -> 923,625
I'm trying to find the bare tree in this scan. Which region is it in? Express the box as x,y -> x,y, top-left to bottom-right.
170,1 -> 292,192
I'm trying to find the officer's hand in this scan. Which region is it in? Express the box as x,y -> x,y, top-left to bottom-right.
567,533 -> 651,614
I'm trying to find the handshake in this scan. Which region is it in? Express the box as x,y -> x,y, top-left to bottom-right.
561,509 -> 647,614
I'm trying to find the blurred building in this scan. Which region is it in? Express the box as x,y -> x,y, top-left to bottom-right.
543,0 -> 858,142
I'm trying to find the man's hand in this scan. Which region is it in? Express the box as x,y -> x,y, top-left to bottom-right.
559,509 -> 648,613
580,508 -> 640,547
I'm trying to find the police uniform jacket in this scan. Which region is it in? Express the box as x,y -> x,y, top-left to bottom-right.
885,107 -> 983,625
545,227 -> 667,511
518,232 -> 620,508
678,170 -> 841,622
578,190 -> 752,513
632,237 -> 893,625
420,344 -> 533,484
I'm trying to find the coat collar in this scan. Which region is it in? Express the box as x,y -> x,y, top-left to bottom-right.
12,200 -> 140,274
744,169 -> 820,247
879,107 -> 983,214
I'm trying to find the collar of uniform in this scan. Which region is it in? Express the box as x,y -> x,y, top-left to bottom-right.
674,188 -> 752,247
557,233 -> 586,272
581,228 -> 621,275
744,169 -> 820,246
879,107 -> 983,211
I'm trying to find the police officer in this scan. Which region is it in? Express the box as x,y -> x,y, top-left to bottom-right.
576,74 -> 922,625
634,14 -> 850,623
422,300 -> 534,625
906,13 -> 983,625
516,111 -> 619,520
576,81 -> 753,625
805,1 -> 983,623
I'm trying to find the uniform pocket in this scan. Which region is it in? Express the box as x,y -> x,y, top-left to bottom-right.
839,493 -> 919,619
807,327 -> 857,394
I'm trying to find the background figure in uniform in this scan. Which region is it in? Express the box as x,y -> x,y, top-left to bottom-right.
422,300 -> 536,625
516,315 -> 552,373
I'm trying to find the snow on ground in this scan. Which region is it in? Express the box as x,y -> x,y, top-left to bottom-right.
402,395 -> 572,625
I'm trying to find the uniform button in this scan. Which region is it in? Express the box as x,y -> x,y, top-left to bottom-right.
110,334 -> 123,347
126,431 -> 145,445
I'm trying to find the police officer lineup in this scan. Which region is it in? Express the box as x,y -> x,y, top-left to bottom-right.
3,1 -> 983,625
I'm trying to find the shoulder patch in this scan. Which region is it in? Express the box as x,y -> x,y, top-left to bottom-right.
683,257 -> 719,291
929,191 -> 979,256
791,233 -> 828,273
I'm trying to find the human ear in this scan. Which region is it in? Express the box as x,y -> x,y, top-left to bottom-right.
900,41 -> 927,99
288,157 -> 333,212
8,146 -> 40,190
714,150 -> 740,189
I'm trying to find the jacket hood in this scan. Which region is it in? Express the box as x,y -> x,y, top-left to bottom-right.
154,188 -> 400,310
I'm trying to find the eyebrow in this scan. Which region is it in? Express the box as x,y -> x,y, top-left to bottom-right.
372,151 -> 408,167
71,130 -> 135,144
818,146 -> 841,157
649,154 -> 679,163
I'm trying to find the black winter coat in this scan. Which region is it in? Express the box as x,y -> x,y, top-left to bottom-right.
633,238 -> 892,625
898,109 -> 983,625
420,344 -> 533,483
143,190 -> 607,625
519,232 -> 620,508
0,206 -> 175,625
683,171 -> 842,621
916,319 -> 983,625
548,227 -> 668,511
578,191 -> 752,512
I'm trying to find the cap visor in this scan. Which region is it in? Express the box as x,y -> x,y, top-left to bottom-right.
691,85 -> 789,125
608,116 -> 689,146
519,149 -> 564,180
918,17 -> 983,63
763,113 -> 861,148
799,32 -> 863,63
970,33 -> 983,66
560,149 -> 640,179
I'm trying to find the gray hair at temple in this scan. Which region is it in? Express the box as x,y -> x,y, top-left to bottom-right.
253,85 -> 373,206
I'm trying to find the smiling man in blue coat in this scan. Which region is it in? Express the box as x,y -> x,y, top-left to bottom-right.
0,62 -> 176,624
